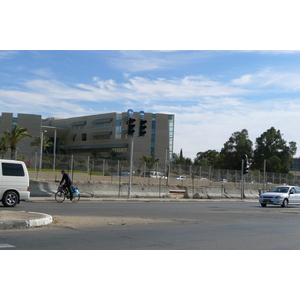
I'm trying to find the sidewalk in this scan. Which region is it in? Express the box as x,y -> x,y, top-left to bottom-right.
0,196 -> 257,230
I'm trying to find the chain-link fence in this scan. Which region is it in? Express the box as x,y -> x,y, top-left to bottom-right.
14,152 -> 300,187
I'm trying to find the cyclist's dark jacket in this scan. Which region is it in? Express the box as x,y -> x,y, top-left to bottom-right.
60,173 -> 72,185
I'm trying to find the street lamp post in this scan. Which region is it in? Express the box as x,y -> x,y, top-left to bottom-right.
39,130 -> 47,171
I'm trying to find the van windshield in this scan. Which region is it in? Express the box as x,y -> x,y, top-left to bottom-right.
269,187 -> 289,193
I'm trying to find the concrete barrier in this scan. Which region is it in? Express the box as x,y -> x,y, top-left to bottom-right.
29,180 -> 170,198
206,187 -> 224,199
244,189 -> 259,199
224,188 -> 242,199
29,179 -> 259,200
185,187 -> 208,199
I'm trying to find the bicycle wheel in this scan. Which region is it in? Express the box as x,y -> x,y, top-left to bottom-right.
55,191 -> 65,203
71,194 -> 80,203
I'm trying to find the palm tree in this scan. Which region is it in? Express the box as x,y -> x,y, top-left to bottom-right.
30,135 -> 53,155
4,125 -> 32,159
0,135 -> 10,158
107,150 -> 122,160
139,155 -> 160,170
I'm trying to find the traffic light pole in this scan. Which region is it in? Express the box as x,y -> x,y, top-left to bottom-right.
128,135 -> 134,199
126,109 -> 147,199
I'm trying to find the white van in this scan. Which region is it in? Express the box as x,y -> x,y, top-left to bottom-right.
0,159 -> 30,207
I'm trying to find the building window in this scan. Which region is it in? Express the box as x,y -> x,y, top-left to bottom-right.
94,135 -> 110,140
113,147 -> 127,152
82,133 -> 87,141
94,122 -> 111,128
72,121 -> 86,130
92,118 -> 112,128
73,124 -> 86,130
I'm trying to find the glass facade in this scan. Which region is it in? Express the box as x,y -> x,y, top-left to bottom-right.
151,114 -> 156,157
115,113 -> 122,139
12,117 -> 17,128
168,115 -> 174,162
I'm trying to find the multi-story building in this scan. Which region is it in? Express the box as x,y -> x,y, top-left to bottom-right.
291,157 -> 300,170
0,112 -> 174,164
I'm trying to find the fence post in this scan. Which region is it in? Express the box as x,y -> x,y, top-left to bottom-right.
35,152 -> 37,171
53,129 -> 57,172
71,155 -> 74,181
87,156 -> 90,179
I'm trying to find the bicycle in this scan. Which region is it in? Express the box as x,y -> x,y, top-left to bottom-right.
55,185 -> 80,203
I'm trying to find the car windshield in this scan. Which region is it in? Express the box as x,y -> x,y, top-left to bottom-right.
269,187 -> 289,193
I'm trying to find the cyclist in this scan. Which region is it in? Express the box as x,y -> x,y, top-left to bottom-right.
60,169 -> 73,201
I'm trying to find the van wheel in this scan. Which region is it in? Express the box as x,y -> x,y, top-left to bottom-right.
261,203 -> 267,207
2,191 -> 19,207
281,199 -> 288,208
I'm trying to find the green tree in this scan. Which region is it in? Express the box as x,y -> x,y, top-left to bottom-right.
194,150 -> 221,168
220,129 -> 253,170
4,125 -> 32,159
172,149 -> 192,165
252,127 -> 296,173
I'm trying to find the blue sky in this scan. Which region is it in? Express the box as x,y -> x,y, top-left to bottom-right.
2,50 -> 300,159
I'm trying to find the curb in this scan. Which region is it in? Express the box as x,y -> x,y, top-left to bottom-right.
0,211 -> 53,230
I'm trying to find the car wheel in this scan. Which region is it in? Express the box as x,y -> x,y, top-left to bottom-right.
261,203 -> 267,207
2,191 -> 19,207
281,199 -> 288,208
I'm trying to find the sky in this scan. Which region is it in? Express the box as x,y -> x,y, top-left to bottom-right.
2,0 -> 300,161
2,50 -> 300,159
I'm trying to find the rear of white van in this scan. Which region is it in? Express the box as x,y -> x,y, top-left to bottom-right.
0,160 -> 30,207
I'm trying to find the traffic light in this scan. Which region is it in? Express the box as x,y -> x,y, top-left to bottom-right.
127,117 -> 136,136
243,154 -> 249,174
139,119 -> 147,137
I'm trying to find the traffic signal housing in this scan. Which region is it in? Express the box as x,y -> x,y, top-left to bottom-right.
127,117 -> 136,136
139,119 -> 147,137
243,154 -> 249,174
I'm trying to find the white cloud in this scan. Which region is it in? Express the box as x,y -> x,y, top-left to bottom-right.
231,74 -> 252,85
232,68 -> 300,92
0,50 -> 17,59
2,67 -> 300,159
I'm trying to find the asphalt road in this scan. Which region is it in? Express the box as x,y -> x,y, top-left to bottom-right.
2,200 -> 300,249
